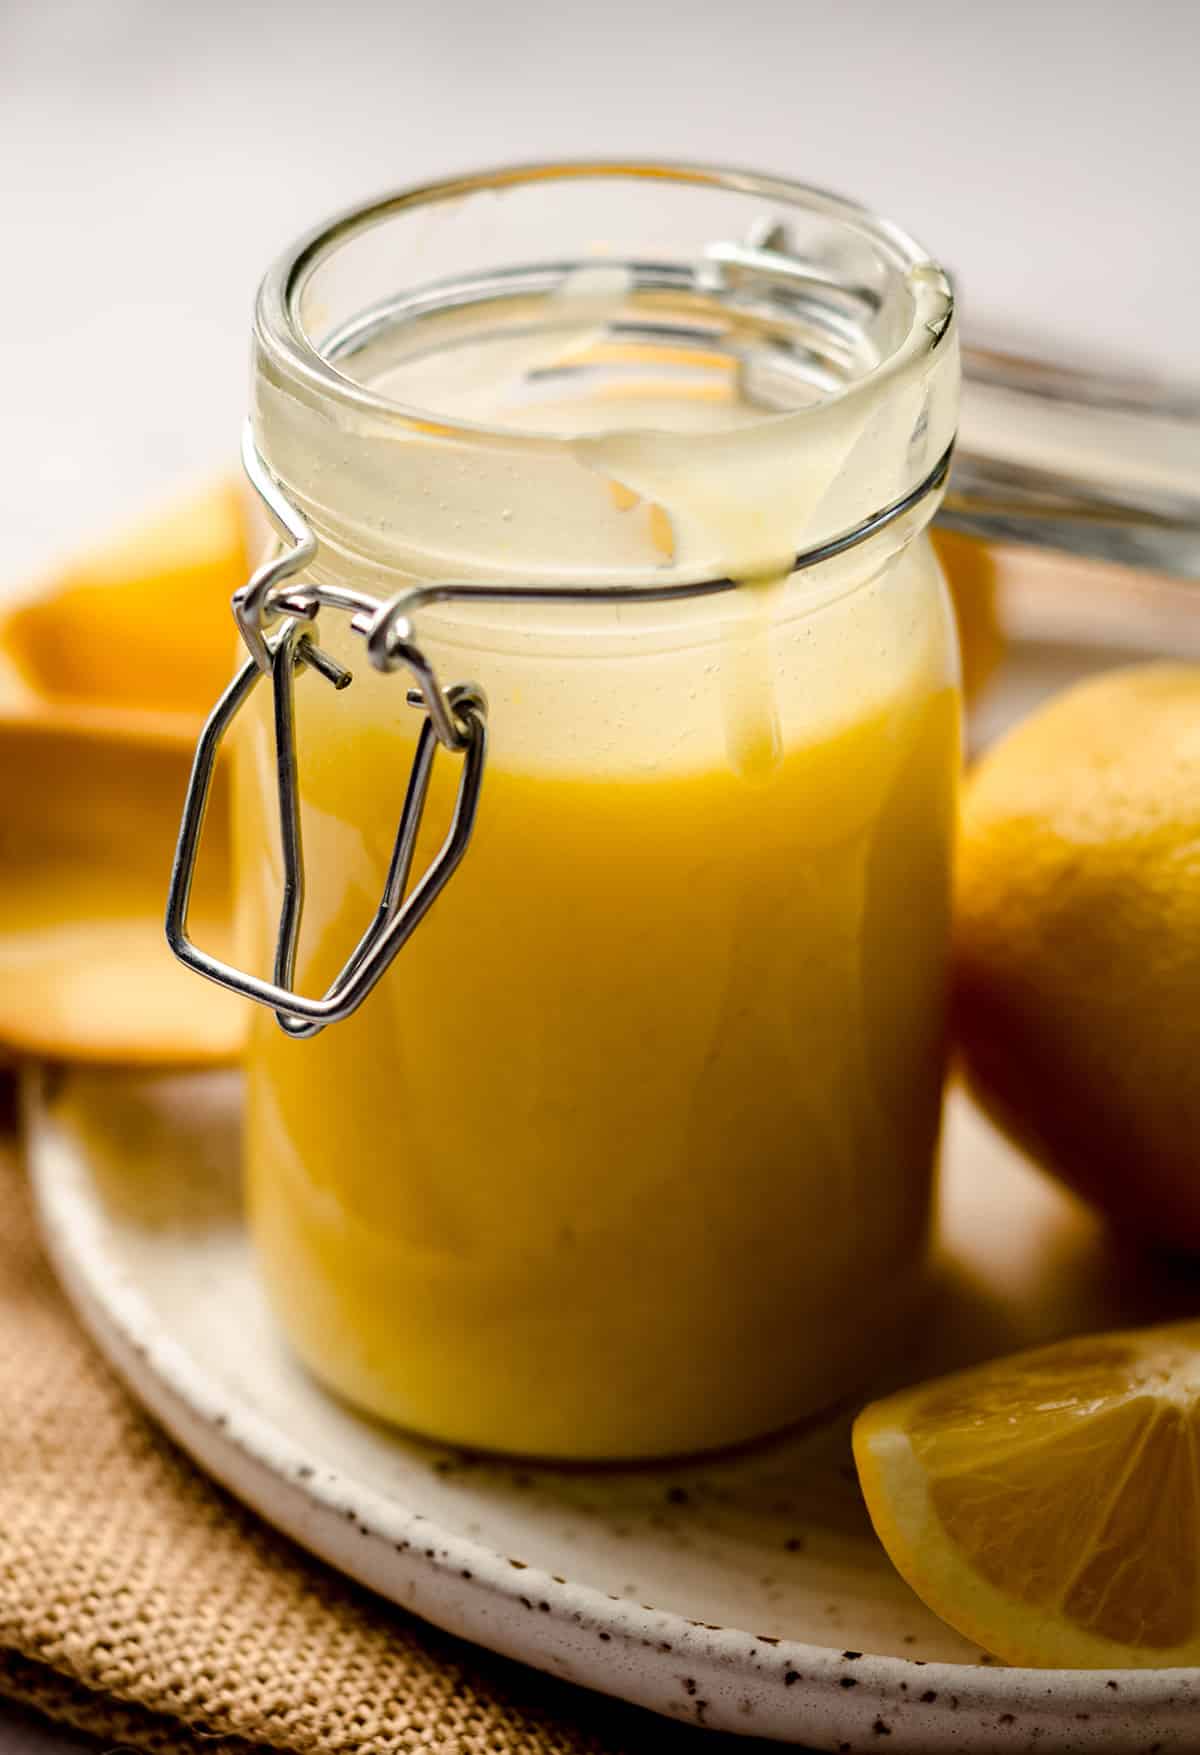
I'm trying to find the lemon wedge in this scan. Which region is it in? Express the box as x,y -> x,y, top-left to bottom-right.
854,1321 -> 1200,1667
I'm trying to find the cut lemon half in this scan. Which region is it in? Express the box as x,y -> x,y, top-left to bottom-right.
854,1321 -> 1200,1668
0,474 -> 249,720
0,707 -> 245,1064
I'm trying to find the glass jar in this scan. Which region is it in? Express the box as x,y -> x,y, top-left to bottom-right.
173,162 -> 960,1460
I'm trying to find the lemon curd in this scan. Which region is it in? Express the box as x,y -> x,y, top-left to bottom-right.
236,166 -> 961,1458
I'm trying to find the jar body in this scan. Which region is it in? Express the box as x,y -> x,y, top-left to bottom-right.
233,163 -> 961,1458
237,539 -> 959,1458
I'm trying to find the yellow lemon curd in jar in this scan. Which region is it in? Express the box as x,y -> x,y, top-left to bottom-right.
237,327 -> 961,1460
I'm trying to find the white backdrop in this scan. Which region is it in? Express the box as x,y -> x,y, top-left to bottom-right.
2,0 -> 1197,584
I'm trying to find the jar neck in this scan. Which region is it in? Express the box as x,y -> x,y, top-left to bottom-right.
251,162 -> 958,590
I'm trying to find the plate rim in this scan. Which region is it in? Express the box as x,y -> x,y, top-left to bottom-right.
24,1067 -> 1200,1752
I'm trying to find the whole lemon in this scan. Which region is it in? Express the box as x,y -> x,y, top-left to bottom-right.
953,662 -> 1200,1250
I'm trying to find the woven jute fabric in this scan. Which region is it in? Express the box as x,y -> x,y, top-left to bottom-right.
0,1093 -> 744,1755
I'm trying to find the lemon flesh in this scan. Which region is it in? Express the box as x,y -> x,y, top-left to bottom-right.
854,1321 -> 1200,1667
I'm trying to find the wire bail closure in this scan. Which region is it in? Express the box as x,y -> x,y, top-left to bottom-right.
166,422 -> 954,1037
164,426 -> 489,1039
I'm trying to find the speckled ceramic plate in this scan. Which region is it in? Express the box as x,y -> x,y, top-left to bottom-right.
25,1064 -> 1200,1754
25,604 -> 1200,1753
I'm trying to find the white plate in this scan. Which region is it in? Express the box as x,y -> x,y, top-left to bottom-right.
26,1065 -> 1200,1753
27,612 -> 1200,1752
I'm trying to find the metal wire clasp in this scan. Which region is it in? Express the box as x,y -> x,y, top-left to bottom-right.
165,428 -> 488,1039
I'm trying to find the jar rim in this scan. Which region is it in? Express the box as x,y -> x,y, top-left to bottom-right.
254,157 -> 952,449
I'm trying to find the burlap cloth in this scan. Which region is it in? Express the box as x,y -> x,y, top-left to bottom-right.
0,1082 -> 753,1755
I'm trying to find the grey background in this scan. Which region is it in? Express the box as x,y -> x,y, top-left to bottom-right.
0,0 -> 1197,1746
